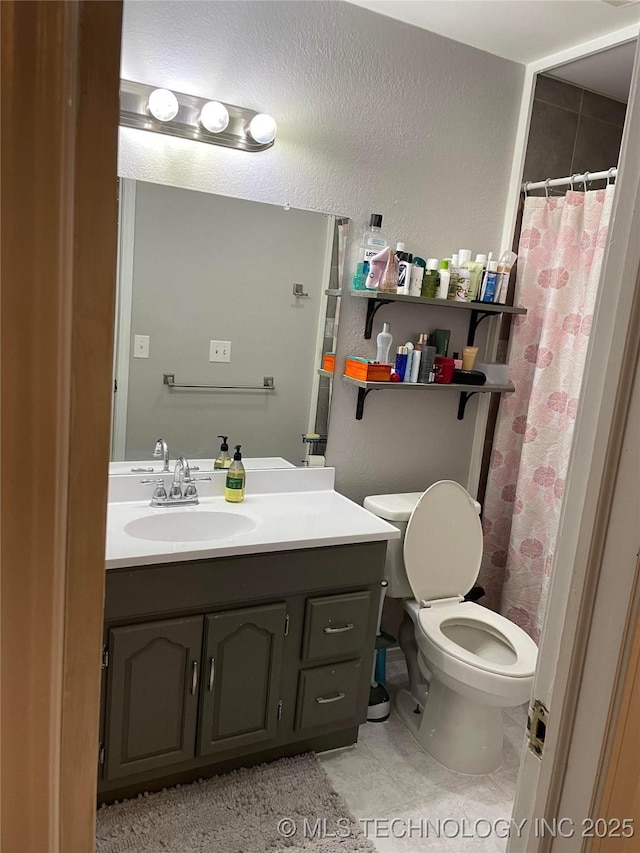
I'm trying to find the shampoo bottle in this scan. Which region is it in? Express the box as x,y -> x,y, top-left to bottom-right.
376,322 -> 393,363
225,445 -> 245,502
214,435 -> 231,469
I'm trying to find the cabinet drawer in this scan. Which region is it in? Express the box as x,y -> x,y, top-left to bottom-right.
302,591 -> 371,662
295,660 -> 361,731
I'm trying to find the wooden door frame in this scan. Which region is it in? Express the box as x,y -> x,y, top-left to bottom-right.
1,2 -> 122,851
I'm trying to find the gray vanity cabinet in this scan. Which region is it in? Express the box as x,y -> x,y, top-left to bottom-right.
99,541 -> 387,801
197,603 -> 286,755
103,616 -> 203,780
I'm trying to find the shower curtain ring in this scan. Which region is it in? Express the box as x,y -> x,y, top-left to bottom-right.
582,171 -> 590,191
608,167 -> 616,185
570,174 -> 579,190
524,181 -> 532,197
544,178 -> 551,199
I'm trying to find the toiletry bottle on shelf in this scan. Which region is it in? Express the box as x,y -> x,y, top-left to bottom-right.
437,260 -> 450,299
448,254 -> 460,299
481,260 -> 500,302
465,254 -> 487,302
495,251 -> 517,303
422,259 -> 440,298
394,346 -> 408,379
214,435 -> 231,469
376,322 -> 393,363
225,445 -> 245,502
453,352 -> 463,370
378,248 -> 398,293
396,244 -> 413,296
409,257 -> 426,296
353,214 -> 387,291
403,342 -> 414,382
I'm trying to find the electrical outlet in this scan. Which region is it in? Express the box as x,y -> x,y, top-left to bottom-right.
133,335 -> 150,358
209,340 -> 231,363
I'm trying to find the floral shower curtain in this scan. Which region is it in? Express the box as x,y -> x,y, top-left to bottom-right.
479,186 -> 615,643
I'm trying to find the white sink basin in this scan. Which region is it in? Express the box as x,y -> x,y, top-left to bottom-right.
124,510 -> 257,543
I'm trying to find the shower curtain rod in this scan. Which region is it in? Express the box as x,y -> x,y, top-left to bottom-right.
522,167 -> 617,193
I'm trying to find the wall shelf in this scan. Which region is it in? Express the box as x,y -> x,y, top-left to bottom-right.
320,370 -> 515,420
325,288 -> 524,421
349,289 -> 526,340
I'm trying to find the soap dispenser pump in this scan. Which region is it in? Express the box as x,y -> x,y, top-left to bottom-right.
225,445 -> 245,503
214,435 -> 231,470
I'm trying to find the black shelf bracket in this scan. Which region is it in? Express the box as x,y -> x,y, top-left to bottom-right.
356,387 -> 374,419
364,298 -> 392,339
457,390 -> 478,420
467,309 -> 496,346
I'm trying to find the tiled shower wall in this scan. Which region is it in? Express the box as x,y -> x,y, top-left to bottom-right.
522,74 -> 627,190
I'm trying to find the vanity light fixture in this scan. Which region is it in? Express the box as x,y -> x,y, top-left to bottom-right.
248,113 -> 277,145
199,101 -> 230,134
120,79 -> 276,152
147,88 -> 179,122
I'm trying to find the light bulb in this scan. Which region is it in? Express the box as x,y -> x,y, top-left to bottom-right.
147,88 -> 179,122
248,113 -> 277,144
199,101 -> 230,134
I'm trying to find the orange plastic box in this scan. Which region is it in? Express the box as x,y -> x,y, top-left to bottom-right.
322,352 -> 335,372
344,357 -> 392,382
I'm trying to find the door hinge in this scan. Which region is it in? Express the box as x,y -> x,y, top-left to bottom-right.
284,614 -> 290,637
527,699 -> 548,758
101,646 -> 109,669
98,743 -> 105,766
277,699 -> 283,721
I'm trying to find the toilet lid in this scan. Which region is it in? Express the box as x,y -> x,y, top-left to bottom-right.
403,480 -> 484,602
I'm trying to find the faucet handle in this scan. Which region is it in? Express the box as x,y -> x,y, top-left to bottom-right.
141,478 -> 168,501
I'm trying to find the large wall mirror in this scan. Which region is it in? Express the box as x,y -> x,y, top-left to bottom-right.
111,180 -> 347,471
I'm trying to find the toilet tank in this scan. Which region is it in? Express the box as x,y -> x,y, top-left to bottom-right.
363,493 -> 423,599
363,489 -> 482,600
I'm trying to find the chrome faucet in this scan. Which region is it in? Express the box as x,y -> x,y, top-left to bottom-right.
170,455 -> 190,499
141,454 -> 211,507
153,438 -> 170,472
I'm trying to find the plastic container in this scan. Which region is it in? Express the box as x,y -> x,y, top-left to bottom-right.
434,355 -> 455,384
353,214 -> 388,290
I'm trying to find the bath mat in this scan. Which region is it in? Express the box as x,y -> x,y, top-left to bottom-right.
96,752 -> 376,852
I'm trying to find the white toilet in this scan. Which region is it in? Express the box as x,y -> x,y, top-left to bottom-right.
363,480 -> 538,775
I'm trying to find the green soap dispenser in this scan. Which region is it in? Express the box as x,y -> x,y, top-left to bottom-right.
214,435 -> 231,470
224,445 -> 245,503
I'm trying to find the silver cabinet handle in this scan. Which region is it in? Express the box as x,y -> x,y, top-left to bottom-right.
208,657 -> 215,691
323,623 -> 354,634
316,692 -> 346,704
191,660 -> 198,695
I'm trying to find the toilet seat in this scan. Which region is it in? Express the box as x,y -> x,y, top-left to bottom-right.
403,480 -> 484,603
418,601 -> 537,678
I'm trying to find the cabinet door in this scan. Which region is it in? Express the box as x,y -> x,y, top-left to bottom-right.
104,616 -> 203,781
198,603 -> 286,756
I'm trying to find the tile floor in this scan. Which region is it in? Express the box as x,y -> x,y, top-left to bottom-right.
319,658 -> 528,852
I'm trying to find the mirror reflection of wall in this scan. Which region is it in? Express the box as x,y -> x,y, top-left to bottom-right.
112,180 -> 345,466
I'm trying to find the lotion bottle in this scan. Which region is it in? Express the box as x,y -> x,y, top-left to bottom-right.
437,260 -> 450,299
225,445 -> 245,502
214,435 -> 231,469
376,322 -> 393,363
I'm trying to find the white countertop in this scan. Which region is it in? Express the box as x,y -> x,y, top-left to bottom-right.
106,467 -> 400,570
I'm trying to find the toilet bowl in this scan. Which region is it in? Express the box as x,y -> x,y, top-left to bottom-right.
363,480 -> 538,775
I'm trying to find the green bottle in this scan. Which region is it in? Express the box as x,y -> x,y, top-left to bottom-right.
224,445 -> 245,503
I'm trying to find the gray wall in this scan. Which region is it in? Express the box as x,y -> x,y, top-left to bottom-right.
119,0 -> 525,503
523,75 -> 626,190
124,183 -> 330,463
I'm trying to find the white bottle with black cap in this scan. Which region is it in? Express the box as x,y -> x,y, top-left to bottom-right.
396,243 -> 413,296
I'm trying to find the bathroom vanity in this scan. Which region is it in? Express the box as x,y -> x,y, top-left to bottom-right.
98,468 -> 398,801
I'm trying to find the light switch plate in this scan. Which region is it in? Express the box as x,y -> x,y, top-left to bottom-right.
209,340 -> 231,363
133,335 -> 150,358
